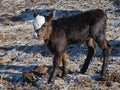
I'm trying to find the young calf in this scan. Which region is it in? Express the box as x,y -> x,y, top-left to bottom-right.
33,9 -> 111,83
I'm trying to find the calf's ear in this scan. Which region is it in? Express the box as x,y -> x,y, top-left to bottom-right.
47,10 -> 55,23
34,10 -> 38,18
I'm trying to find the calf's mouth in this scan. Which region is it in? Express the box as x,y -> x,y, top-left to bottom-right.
33,32 -> 39,39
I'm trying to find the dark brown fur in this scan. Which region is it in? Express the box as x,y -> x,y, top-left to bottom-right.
33,9 -> 111,83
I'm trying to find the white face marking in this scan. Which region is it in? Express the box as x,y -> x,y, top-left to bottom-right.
33,15 -> 45,30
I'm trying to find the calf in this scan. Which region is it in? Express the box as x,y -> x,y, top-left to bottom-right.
33,9 -> 111,83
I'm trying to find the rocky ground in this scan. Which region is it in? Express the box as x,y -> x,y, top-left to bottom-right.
0,0 -> 120,90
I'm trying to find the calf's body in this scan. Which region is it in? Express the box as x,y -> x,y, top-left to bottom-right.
33,9 -> 111,83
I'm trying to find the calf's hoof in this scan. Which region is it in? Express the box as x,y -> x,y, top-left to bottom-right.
80,68 -> 86,74
48,78 -> 54,84
100,71 -> 108,80
61,73 -> 68,79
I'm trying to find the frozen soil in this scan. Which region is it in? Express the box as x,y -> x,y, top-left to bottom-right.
0,0 -> 120,90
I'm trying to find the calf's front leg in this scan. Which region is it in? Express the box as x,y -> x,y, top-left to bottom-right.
61,52 -> 68,78
48,53 -> 63,83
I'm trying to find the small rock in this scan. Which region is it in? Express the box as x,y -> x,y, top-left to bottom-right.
67,66 -> 75,73
84,77 -> 92,87
24,36 -> 32,40
0,57 -> 11,65
0,49 -> 6,57
34,65 -> 49,74
106,71 -> 120,83
106,81 -> 113,87
16,87 -> 22,90
24,72 -> 37,83
0,18 -> 3,22
0,33 -> 9,41
54,78 -> 67,88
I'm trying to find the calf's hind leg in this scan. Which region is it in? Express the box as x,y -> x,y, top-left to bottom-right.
80,37 -> 96,74
96,37 -> 111,77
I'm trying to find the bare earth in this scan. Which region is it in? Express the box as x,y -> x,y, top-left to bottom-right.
0,0 -> 120,90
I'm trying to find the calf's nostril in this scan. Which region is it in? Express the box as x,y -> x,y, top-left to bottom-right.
37,34 -> 39,37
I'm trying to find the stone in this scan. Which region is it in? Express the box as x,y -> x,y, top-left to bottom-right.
0,57 -> 11,65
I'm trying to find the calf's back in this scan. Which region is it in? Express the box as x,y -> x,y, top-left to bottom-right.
47,9 -> 106,52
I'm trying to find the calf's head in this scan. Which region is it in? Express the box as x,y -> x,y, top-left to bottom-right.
33,11 -> 54,40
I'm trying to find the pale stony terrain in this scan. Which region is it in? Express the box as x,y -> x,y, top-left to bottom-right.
0,0 -> 120,90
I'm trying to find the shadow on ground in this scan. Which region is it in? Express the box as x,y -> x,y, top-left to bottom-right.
10,9 -> 81,22
0,40 -> 120,57
109,0 -> 120,14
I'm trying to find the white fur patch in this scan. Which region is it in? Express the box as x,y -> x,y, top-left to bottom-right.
33,15 -> 45,30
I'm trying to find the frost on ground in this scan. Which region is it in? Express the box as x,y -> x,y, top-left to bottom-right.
0,0 -> 120,90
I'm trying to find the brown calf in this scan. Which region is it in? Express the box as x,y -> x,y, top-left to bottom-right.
33,9 -> 111,83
